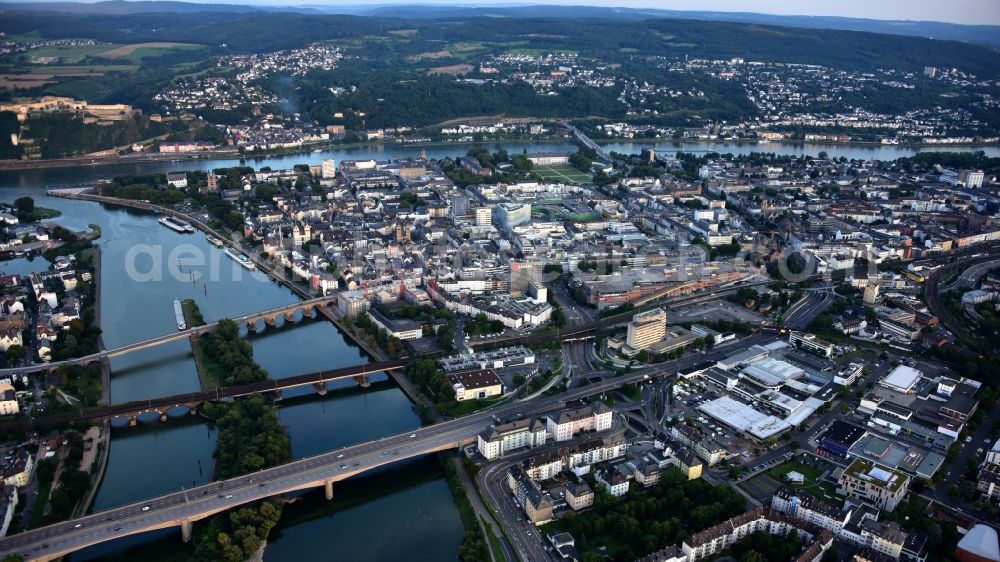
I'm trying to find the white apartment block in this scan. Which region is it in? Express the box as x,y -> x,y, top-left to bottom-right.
477,418 -> 547,461
545,402 -> 614,442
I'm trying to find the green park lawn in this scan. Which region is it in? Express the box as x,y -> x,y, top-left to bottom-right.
533,164 -> 592,183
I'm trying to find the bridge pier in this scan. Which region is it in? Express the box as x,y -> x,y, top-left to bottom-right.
181,518 -> 193,543
160,412 -> 167,422
353,373 -> 370,388
283,311 -> 296,324
313,382 -> 328,396
246,321 -> 258,333
128,415 -> 137,427
324,479 -> 334,501
264,315 -> 277,328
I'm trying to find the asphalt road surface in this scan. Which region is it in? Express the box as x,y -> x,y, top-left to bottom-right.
1,332 -> 773,561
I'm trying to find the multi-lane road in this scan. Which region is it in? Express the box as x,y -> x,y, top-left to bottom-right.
1,329 -> 774,562
782,290 -> 834,330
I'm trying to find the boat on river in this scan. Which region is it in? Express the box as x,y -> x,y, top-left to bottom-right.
173,299 -> 187,331
159,216 -> 195,233
225,248 -> 256,270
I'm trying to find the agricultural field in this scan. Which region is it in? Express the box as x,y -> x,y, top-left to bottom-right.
23,43 -> 115,63
532,163 -> 592,183
18,41 -> 205,75
0,74 -> 57,89
409,41 -> 488,63
427,64 -> 474,75
2,40 -> 209,100
34,66 -> 138,75
506,47 -> 578,56
101,42 -> 198,59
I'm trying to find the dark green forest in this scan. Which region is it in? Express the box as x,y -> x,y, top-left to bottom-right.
2,8 -> 999,144
3,13 -> 997,78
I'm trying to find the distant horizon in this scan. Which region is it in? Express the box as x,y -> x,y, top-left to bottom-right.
6,0 -> 1000,26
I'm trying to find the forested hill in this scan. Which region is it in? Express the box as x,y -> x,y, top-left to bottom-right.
357,5 -> 1000,47
2,10 -> 999,78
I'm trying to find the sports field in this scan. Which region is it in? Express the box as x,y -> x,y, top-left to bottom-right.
533,164 -> 592,183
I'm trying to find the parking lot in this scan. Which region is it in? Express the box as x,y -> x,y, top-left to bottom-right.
668,301 -> 764,325
671,380 -> 749,453
740,454 -> 839,504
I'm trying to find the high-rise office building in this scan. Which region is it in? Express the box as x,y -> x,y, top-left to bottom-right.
321,159 -> 337,178
452,194 -> 471,218
475,206 -> 493,227
626,308 -> 667,350
509,259 -> 543,297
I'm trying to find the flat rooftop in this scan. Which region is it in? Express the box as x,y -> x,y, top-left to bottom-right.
881,365 -> 922,393
697,396 -> 790,439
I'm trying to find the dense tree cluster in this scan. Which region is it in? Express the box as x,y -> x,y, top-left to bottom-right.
197,320 -> 269,386
54,364 -> 103,408
192,323 -> 290,560
305,73 -> 626,129
42,225 -> 95,262
99,174 -> 185,206
408,359 -> 455,406
728,530 -> 805,562
50,313 -> 101,362
437,318 -> 458,353
441,458 -> 490,562
34,432 -> 90,526
190,500 -> 284,562
464,313 -> 504,337
349,312 -> 407,359
20,113 -> 168,158
203,394 -> 291,480
544,468 -> 747,561
897,151 -> 1000,176
0,112 -> 20,160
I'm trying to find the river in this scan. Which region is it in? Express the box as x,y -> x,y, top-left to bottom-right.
2,140 -> 997,190
0,186 -> 462,561
0,138 -> 993,561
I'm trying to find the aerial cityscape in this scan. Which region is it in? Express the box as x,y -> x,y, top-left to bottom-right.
0,1 -> 998,562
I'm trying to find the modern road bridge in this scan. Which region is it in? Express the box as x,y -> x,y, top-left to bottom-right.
0,334 -> 769,562
562,121 -> 611,161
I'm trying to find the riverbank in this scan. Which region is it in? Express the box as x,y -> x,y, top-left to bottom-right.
0,136 -> 569,172
10,132 -> 997,173
45,189 -> 436,408
599,137 -> 1000,152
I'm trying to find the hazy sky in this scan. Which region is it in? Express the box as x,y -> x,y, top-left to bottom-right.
596,0 -> 1000,25
230,0 -> 1000,25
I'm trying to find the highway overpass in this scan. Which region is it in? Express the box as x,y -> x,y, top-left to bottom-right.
0,333 -> 770,562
